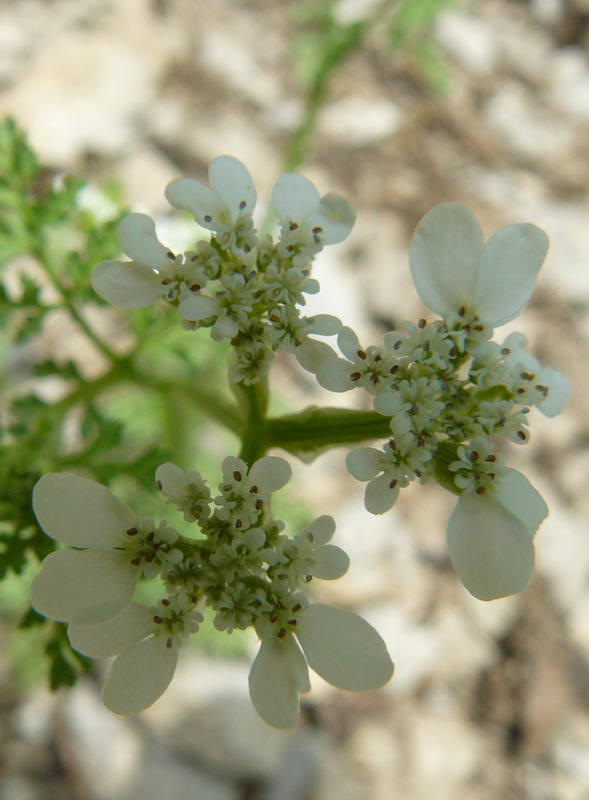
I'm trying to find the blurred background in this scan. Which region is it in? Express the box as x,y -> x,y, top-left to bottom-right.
1,0 -> 589,798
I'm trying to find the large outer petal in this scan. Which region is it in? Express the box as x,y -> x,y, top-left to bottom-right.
31,549 -> 138,623
69,602 -> 155,658
271,173 -> 320,223
409,203 -> 484,317
311,545 -> 350,580
473,223 -> 548,326
447,492 -> 535,601
296,603 -> 394,691
308,193 -> 356,244
165,177 -> 223,228
102,636 -> 178,716
33,473 -> 135,548
209,156 -> 256,216
92,260 -> 162,309
118,214 -> 172,270
248,633 -> 310,729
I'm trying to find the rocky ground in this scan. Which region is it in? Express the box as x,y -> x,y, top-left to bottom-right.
1,0 -> 589,798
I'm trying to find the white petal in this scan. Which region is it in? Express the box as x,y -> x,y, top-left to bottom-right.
248,633 -> 310,729
496,469 -> 548,536
211,314 -> 239,341
447,492 -> 535,601
209,156 -> 256,216
345,448 -> 383,481
165,177 -> 224,228
311,545 -> 350,580
373,393 -> 400,416
272,173 -> 320,223
537,367 -> 570,417
118,214 -> 172,270
302,515 -> 336,546
474,223 -> 548,326
364,474 -> 400,514
296,604 -> 394,691
310,314 -> 342,336
69,602 -> 155,658
337,327 -> 361,361
31,549 -> 138,623
308,193 -> 356,244
33,473 -> 135,548
316,358 -> 355,392
249,456 -> 292,493
102,636 -> 178,716
178,294 -> 219,321
294,339 -> 336,373
92,260 -> 162,309
409,203 -> 484,317
155,463 -> 186,497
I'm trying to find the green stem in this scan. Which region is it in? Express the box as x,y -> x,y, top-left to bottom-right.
236,380 -> 270,464
267,406 -> 391,453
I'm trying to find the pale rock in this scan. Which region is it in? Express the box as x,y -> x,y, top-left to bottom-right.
319,96 -> 403,146
549,47 -> 589,121
435,10 -> 499,73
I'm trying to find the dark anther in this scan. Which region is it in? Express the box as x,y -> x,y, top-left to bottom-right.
374,354 -> 382,362
520,372 -> 535,381
458,306 -> 466,316
418,318 -> 426,329
126,527 -> 138,536
166,638 -> 173,649
270,614 -> 278,623
255,499 -> 263,510
190,284 -> 201,292
370,374 -> 378,384
289,221 -> 299,231
417,435 -> 425,447
236,520 -> 243,529
351,372 -> 362,381
410,404 -> 419,415
162,598 -> 171,606
161,278 -> 172,285
312,226 -> 323,233
239,200 -> 247,209
233,471 -> 243,481
470,451 -> 479,462
167,251 -> 175,259
130,557 -> 141,565
156,481 -> 163,490
277,628 -> 286,639
307,532 -> 314,542
153,616 -> 163,623
390,365 -> 399,374
357,350 -> 367,359
287,619 -> 297,626
476,486 -> 487,495
305,574 -> 313,582
389,479 -> 398,489
517,430 -> 527,440
449,347 -> 457,358
250,485 -> 259,493
287,244 -> 294,252
414,469 -> 422,478
292,603 -> 302,612
204,215 -> 212,223
145,531 -> 155,542
485,455 -> 496,462
393,340 -> 402,351
388,439 -> 397,450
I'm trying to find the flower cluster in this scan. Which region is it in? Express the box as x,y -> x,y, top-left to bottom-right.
31,461 -> 394,727
317,203 -> 569,600
92,157 -> 354,385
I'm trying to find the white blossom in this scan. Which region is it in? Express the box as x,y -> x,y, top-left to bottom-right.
249,603 -> 394,729
166,156 -> 257,252
446,468 -> 548,600
31,473 -> 180,624
409,203 -> 549,328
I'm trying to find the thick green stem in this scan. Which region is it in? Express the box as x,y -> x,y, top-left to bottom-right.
236,380 -> 270,465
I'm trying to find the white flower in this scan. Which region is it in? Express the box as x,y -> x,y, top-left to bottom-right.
316,327 -> 396,394
270,515 -> 350,589
155,462 -> 211,522
31,473 -> 180,624
92,213 -> 211,310
501,332 -> 570,417
409,203 -> 549,328
165,156 -> 257,252
215,456 -> 292,527
446,468 -> 548,600
68,597 -> 203,716
272,173 -> 356,247
249,603 -> 394,729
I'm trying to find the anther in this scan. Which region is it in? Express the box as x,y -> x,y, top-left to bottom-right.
239,200 -> 247,209
410,404 -> 419,415
126,527 -> 138,536
475,486 -> 487,495
190,284 -> 201,292
156,481 -> 162,490
292,603 -> 302,612
470,451 -> 479,462
161,598 -> 171,606
166,252 -> 175,259
374,354 -> 382,362
153,616 -> 163,623
233,471 -> 243,481
204,215 -> 212,223
161,278 -> 172,285
250,485 -> 258,493
166,638 -> 173,648
370,374 -> 378,384
130,557 -> 141,565
389,479 -> 398,489
390,365 -> 399,374
520,372 -> 535,381
458,306 -> 466,316
145,531 -> 155,542
517,430 -> 527,440
485,455 -> 496,462
357,350 -> 367,360
418,318 -> 427,329
236,520 -> 243,529
287,619 -> 297,626
255,499 -> 263,510
351,372 -> 362,381
289,221 -> 299,231
277,628 -> 286,639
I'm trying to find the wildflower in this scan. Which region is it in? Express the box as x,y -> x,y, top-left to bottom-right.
68,597 -> 203,716
408,203 -> 549,328
165,156 -> 257,252
215,456 -> 292,528
92,213 -> 212,310
31,473 -> 181,624
446,468 -> 548,600
272,173 -> 356,250
249,602 -> 394,729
